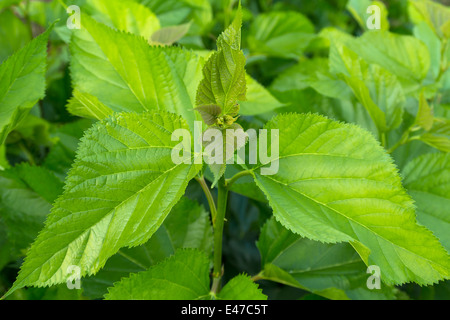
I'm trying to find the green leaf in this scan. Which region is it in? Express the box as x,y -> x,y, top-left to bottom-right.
86,0 -> 160,39
82,197 -> 213,299
104,249 -> 266,300
0,164 -> 63,255
354,31 -> 430,82
413,22 -> 442,80
248,11 -> 315,59
414,92 -> 434,131
419,118 -> 450,152
138,0 -> 212,35
66,89 -> 113,120
0,0 -> 20,12
0,25 -> 52,145
195,6 -> 246,119
409,0 -> 450,39
4,111 -> 201,297
330,41 -> 406,132
217,274 -> 267,300
151,22 -> 192,45
347,0 -> 389,31
105,249 -> 211,300
43,119 -> 95,181
251,113 -> 450,285
70,14 -> 203,128
0,8 -> 32,63
239,75 -> 284,116
257,218 -> 398,300
403,153 -> 450,253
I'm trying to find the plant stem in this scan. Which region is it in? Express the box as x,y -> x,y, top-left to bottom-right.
195,176 -> 217,225
212,176 -> 228,293
225,170 -> 253,189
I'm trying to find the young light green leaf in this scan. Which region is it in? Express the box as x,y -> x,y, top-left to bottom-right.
217,275 -> 267,300
70,14 -> 203,128
82,197 -> 213,299
403,153 -> 450,253
248,11 -> 315,59
0,25 -> 52,145
0,164 -> 63,255
66,89 -> 113,120
86,0 -> 160,39
105,249 -> 211,300
251,113 -> 450,285
195,5 -> 246,120
257,218 -> 398,300
4,111 -> 202,298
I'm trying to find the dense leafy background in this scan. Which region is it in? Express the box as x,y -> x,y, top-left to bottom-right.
0,0 -> 449,300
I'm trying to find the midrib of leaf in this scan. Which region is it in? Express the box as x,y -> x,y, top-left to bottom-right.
256,173 -> 448,271
117,250 -> 148,270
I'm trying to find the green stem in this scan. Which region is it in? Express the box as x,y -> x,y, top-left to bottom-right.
196,176 -> 217,225
212,176 -> 228,293
225,170 -> 253,189
387,126 -> 415,154
19,142 -> 35,165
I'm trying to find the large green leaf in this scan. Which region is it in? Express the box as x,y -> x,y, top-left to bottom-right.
403,153 -> 450,253
257,218 -> 398,300
3,111 -> 201,297
196,6 -> 246,118
251,113 -> 450,285
70,14 -> 203,128
0,26 -> 52,145
104,249 -> 266,300
248,11 -> 315,59
82,197 -> 213,299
